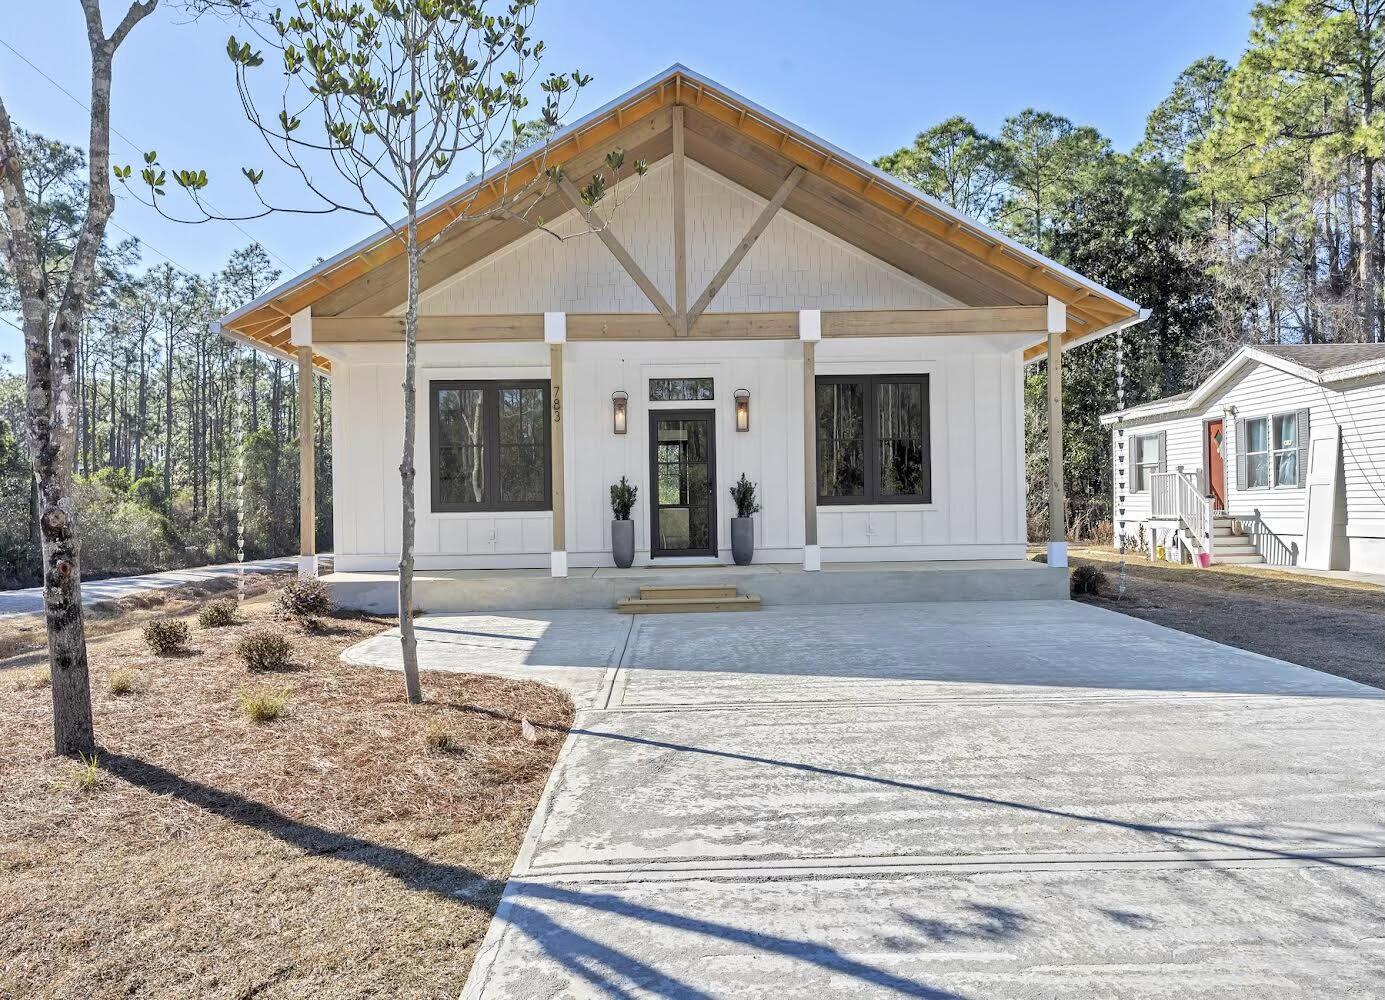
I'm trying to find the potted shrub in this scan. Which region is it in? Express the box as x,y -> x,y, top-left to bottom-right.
728,473 -> 760,565
609,476 -> 638,568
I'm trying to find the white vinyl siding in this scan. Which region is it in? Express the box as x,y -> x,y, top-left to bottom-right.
1111,359 -> 1385,572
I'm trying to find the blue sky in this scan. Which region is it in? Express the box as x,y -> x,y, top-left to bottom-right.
1,1 -> 1254,364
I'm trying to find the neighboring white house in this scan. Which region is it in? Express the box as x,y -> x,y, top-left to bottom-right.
216,65 -> 1145,591
1101,343 -> 1385,573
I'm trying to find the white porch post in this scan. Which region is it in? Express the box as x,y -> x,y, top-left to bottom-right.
1046,297 -> 1068,569
291,308 -> 317,579
800,309 -> 821,571
546,312 -> 568,578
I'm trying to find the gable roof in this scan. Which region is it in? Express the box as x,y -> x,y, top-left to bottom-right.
217,64 -> 1143,372
1100,343 -> 1385,426
1254,343 -> 1385,372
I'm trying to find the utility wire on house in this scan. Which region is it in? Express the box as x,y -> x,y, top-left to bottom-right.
0,34 -> 302,275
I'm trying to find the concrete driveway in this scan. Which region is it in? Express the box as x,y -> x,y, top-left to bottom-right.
347,600 -> 1385,997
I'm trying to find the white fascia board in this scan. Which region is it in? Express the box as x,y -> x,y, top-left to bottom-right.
1025,309 -> 1150,370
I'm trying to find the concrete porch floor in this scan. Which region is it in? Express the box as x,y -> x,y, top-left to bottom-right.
322,559 -> 1067,613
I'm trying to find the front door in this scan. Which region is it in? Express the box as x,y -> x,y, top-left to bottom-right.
1205,418 -> 1227,511
649,410 -> 717,557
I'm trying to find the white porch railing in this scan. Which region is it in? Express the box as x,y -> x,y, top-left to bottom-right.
1150,470 -> 1214,565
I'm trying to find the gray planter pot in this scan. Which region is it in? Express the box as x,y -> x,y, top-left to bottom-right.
611,519 -> 635,568
731,516 -> 754,566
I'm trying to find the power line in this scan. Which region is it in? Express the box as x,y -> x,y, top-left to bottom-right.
0,33 -> 302,276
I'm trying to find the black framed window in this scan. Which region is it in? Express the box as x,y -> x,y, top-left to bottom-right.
430,380 -> 551,512
816,374 -> 930,504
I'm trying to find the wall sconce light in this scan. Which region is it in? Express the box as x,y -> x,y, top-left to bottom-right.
611,390 -> 628,434
734,388 -> 750,432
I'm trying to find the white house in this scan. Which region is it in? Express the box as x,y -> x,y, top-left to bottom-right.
1101,343 -> 1385,573
215,66 -> 1146,610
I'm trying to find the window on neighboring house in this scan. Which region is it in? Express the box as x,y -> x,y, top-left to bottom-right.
816,375 -> 930,504
1272,413 -> 1299,487
1133,434 -> 1162,493
1241,411 -> 1303,489
430,380 -> 551,512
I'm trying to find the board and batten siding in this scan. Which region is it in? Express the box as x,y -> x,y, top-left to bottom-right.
329,336 -> 1027,571
1112,360 -> 1385,570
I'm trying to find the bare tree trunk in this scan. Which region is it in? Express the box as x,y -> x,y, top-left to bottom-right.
398,212 -> 423,704
0,0 -> 157,755
1360,155 -> 1377,341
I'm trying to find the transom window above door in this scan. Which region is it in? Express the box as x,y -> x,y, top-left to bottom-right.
649,377 -> 714,402
816,374 -> 931,505
430,380 -> 551,512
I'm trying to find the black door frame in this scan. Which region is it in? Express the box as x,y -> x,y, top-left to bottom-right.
648,408 -> 717,558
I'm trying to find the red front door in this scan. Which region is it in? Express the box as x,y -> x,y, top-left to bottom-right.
1206,419 -> 1227,511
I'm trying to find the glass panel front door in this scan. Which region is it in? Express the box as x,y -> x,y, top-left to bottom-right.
649,411 -> 716,557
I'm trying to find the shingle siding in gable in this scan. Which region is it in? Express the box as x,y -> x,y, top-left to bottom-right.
412,158 -> 958,316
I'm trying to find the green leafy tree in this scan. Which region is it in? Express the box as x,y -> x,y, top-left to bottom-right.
126,0 -> 642,704
995,110 -> 1110,254
873,116 -> 1009,220
1190,1 -> 1384,342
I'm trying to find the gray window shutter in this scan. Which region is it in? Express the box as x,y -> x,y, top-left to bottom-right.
1235,418 -> 1247,491
1157,431 -> 1168,473
1295,409 -> 1310,487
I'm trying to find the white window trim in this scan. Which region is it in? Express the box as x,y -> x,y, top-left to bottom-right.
1242,412 -> 1299,490
1133,434 -> 1160,494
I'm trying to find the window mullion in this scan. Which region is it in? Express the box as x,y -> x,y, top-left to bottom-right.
484,386 -> 500,508
864,376 -> 880,504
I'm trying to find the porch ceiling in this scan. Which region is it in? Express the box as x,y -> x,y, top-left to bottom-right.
217,65 -> 1141,372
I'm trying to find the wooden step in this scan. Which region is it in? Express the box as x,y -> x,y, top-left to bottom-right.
638,584 -> 739,600
617,594 -> 762,615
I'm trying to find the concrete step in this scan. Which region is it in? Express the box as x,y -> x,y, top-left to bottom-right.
1215,539 -> 1259,553
639,584 -> 739,600
617,594 -> 763,615
1215,554 -> 1265,565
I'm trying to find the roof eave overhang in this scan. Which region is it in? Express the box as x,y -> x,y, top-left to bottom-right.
218,64 -> 1142,365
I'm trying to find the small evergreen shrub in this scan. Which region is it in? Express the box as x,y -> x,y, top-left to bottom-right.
423,718 -> 455,754
142,619 -> 189,655
240,688 -> 286,723
71,754 -> 101,792
107,669 -> 136,696
729,473 -> 760,517
1070,564 -> 1108,597
197,599 -> 239,628
609,476 -> 637,520
236,630 -> 293,672
273,579 -> 334,619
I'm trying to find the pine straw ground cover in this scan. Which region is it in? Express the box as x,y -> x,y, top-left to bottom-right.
0,571 -> 292,662
0,599 -> 574,999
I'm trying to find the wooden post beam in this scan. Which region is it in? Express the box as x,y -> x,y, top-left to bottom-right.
556,176 -> 678,331
296,345 -> 317,579
547,313 -> 567,578
1046,296 -> 1068,569
687,166 -> 804,330
672,106 -> 688,336
801,309 -> 821,571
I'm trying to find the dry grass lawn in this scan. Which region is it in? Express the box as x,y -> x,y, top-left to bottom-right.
0,598 -> 574,999
1059,545 -> 1384,689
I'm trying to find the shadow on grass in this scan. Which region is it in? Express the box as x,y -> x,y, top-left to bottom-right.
97,752 -> 970,999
